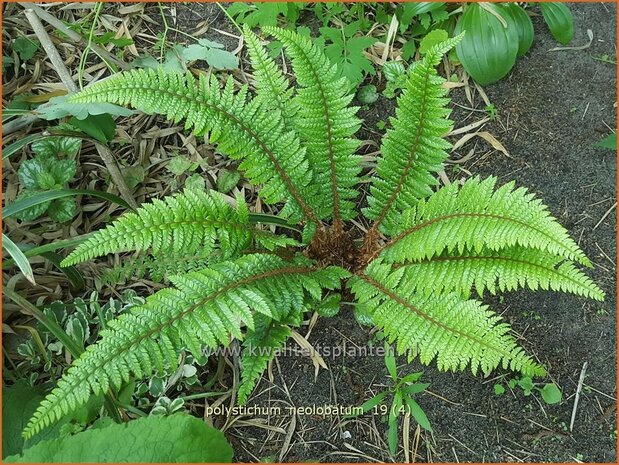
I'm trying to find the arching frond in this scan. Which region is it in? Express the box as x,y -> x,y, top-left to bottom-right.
265,26 -> 362,226
395,247 -> 604,300
349,261 -> 546,377
62,190 -> 254,266
376,176 -> 591,266
23,254 -> 350,438
364,35 -> 463,233
68,69 -> 321,224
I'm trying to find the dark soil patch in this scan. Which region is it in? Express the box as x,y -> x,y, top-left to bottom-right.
226,3 -> 617,463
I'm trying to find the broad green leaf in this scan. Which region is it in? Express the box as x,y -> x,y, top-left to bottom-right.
323,32 -> 377,87
92,32 -> 133,48
132,54 -> 159,69
388,391 -> 402,455
397,2 -> 446,33
596,133 -> 616,150
540,3 -> 574,45
455,3 -> 518,85
18,158 -> 48,189
314,294 -> 341,317
229,2 -> 288,27
419,29 -> 449,54
383,62 -> 406,82
216,169 -> 241,194
357,85 -> 379,104
2,234 -> 35,284
69,113 -> 116,143
122,165 -> 145,189
518,376 -> 534,395
31,136 -> 81,158
13,37 -> 38,61
36,171 -> 58,190
2,382 -> 68,458
404,397 -> 432,431
353,303 -> 375,326
185,173 -> 206,191
182,40 -> 238,70
494,384 -> 506,395
400,382 -> 430,396
355,391 -> 388,416
387,419 -> 398,456
11,190 -> 50,222
401,39 -> 416,61
500,3 -> 534,57
6,414 -> 233,463
195,38 -> 226,50
203,48 -> 239,70
540,383 -> 562,404
48,197 -> 76,223
398,371 -> 423,385
2,382 -> 41,457
65,315 -> 86,347
48,159 -> 77,185
167,155 -> 197,176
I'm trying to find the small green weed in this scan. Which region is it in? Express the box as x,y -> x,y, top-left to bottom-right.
349,342 -> 431,456
14,130 -> 81,223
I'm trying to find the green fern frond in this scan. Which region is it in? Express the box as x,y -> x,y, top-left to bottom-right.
243,25 -> 298,124
364,34 -> 464,233
376,176 -> 591,267
61,189 -> 253,266
101,231 -> 300,285
349,260 -> 546,377
238,315 -> 290,405
23,254 -> 350,438
265,26 -> 362,226
68,69 -> 321,224
395,247 -> 604,300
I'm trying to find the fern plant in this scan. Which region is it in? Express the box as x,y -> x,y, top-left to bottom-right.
23,28 -> 604,439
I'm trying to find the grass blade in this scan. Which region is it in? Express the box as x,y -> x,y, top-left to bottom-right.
3,189 -> 132,219
2,234 -> 35,284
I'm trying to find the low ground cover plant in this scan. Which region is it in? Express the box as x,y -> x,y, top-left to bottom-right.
22,28 -> 603,440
